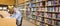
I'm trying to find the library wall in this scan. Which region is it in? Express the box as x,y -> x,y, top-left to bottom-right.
0,0 -> 15,5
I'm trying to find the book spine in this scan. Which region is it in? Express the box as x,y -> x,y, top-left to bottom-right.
56,7 -> 59,12
46,19 -> 52,24
45,7 -> 47,12
52,14 -> 57,19
47,7 -> 50,12
57,14 -> 60,19
41,8 -> 44,11
58,0 -> 60,4
58,7 -> 60,12
47,1 -> 52,6
40,2 -> 43,6
47,13 -> 52,18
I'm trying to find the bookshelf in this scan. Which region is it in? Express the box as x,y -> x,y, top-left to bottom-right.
25,0 -> 60,26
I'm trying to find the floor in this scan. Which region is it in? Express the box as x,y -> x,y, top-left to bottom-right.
22,19 -> 36,26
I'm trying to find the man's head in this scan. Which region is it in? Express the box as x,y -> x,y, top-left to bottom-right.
13,7 -> 16,12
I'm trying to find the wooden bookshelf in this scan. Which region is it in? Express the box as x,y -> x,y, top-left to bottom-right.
18,0 -> 60,26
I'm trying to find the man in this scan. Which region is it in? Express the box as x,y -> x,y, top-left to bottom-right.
10,7 -> 22,26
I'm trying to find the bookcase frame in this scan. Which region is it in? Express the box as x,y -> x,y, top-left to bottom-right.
23,0 -> 60,26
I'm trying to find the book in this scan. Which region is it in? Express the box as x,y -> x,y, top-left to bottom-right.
57,21 -> 60,26
36,21 -> 40,25
32,4 -> 36,7
51,0 -> 57,6
45,7 -> 47,12
45,2 -> 48,6
32,15 -> 36,19
31,8 -> 34,11
32,12 -> 36,15
47,1 -> 52,6
27,8 -> 31,11
39,13 -> 44,17
41,18 -> 44,22
39,8 -> 42,11
54,7 -> 56,12
34,8 -> 37,11
31,0 -> 36,3
41,8 -> 44,11
58,7 -> 60,12
40,23 -> 44,26
47,7 -> 50,12
55,7 -> 59,12
47,7 -> 55,12
57,14 -> 60,20
36,3 -> 40,7
37,17 -> 40,21
46,19 -> 52,24
58,0 -> 60,4
49,7 -> 54,12
47,13 -> 52,18
52,14 -> 57,19
29,3 -> 32,7
40,17 -> 42,21
40,2 -> 43,6
54,21 -> 57,26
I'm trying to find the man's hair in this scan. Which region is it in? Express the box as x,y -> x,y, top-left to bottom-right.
0,14 -> 4,18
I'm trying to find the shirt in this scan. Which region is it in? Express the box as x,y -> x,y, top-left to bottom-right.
10,10 -> 22,25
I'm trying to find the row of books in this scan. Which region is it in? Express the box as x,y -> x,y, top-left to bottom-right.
26,2 -> 44,7
54,21 -> 60,26
46,0 -> 60,6
37,7 -> 60,12
36,17 -> 60,26
26,7 -> 37,11
45,1 -> 57,6
37,13 -> 60,19
26,0 -> 60,7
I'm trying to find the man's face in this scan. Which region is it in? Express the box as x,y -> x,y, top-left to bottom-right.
13,8 -> 16,12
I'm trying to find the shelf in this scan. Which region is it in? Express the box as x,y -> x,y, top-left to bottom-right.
36,1 -> 46,3
36,11 -> 60,14
45,23 -> 53,26
45,4 -> 60,7
25,0 -> 60,26
32,2 -> 36,4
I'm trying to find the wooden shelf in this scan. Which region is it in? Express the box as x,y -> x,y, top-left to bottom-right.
25,0 -> 60,26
